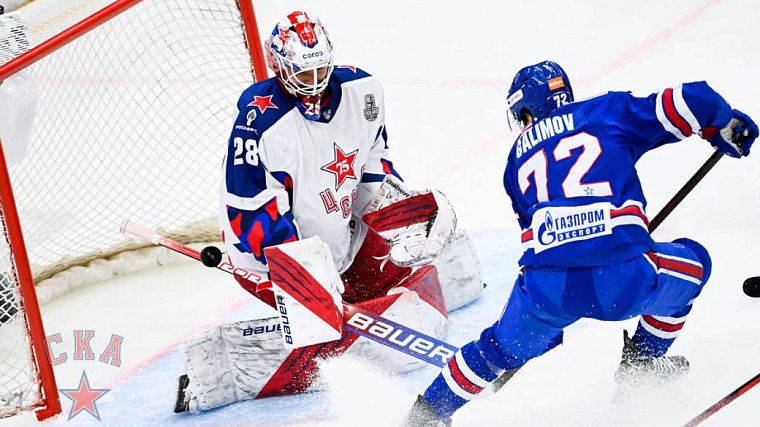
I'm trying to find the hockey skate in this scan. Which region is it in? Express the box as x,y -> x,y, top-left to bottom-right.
173,374 -> 190,413
492,368 -> 519,393
402,395 -> 452,427
614,330 -> 690,387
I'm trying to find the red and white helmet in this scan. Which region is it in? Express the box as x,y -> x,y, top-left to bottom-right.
265,11 -> 334,97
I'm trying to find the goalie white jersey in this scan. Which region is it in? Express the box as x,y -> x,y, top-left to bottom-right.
221,66 -> 400,275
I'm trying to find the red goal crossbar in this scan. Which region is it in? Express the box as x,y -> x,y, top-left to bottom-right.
0,0 -> 268,82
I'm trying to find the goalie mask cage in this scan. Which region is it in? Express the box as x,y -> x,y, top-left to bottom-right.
0,0 -> 267,420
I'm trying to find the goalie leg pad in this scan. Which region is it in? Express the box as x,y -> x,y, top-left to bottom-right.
180,317 -> 290,412
434,230 -> 485,312
345,265 -> 449,374
180,317 -> 372,410
265,237 -> 345,349
181,271 -> 449,411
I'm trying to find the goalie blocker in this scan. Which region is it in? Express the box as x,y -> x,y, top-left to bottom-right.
176,230 -> 483,412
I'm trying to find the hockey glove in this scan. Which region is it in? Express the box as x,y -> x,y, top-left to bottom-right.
362,175 -> 457,267
705,109 -> 758,158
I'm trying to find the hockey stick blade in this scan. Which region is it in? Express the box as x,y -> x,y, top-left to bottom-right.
121,219 -> 459,367
682,371 -> 760,426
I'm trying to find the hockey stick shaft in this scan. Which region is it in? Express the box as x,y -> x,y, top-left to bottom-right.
121,219 -> 457,368
650,151 -> 756,425
121,220 -> 265,282
682,371 -> 760,426
648,151 -> 723,233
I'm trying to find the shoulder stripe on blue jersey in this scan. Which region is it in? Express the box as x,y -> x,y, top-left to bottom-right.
670,86 -> 701,135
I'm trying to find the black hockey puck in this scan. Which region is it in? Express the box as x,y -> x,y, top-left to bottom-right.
200,246 -> 223,267
742,277 -> 760,298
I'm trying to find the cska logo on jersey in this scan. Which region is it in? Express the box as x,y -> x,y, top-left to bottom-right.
321,143 -> 358,190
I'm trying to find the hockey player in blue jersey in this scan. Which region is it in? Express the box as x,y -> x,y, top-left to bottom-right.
403,61 -> 758,426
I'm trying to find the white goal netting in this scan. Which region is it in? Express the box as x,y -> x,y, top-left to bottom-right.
1,0 -> 258,300
0,0 -> 260,418
0,217 -> 40,417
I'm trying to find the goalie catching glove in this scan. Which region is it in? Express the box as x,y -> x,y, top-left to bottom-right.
362,175 -> 456,267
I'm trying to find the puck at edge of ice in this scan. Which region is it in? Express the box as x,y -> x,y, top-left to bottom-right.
742,277 -> 760,298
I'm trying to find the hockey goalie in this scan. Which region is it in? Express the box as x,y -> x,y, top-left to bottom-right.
173,11 -> 484,413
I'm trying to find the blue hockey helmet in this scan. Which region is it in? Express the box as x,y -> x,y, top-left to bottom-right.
506,61 -> 574,130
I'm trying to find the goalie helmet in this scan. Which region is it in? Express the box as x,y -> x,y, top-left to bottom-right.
265,11 -> 334,98
506,61 -> 574,130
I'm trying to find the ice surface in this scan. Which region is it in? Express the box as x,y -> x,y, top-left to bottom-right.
3,0 -> 760,425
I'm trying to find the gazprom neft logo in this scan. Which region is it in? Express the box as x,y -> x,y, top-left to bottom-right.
532,202 -> 613,253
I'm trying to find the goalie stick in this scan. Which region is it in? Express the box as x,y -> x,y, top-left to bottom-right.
120,220 -> 458,368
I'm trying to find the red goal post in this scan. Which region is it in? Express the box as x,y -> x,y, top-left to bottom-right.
0,143 -> 59,420
0,0 -> 268,420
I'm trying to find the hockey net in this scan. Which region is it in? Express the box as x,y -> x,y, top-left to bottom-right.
0,0 -> 267,419
0,198 -> 51,419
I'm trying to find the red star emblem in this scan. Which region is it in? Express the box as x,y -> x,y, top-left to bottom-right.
338,65 -> 357,73
321,143 -> 358,190
60,370 -> 110,421
248,95 -> 278,113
